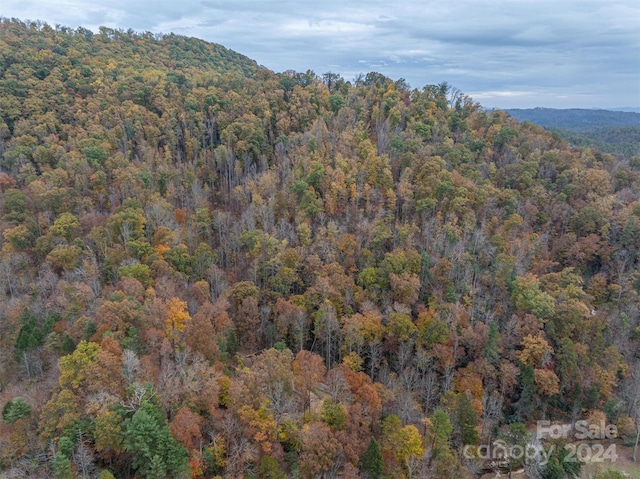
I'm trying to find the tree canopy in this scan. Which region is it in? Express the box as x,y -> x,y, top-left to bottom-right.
0,17 -> 638,479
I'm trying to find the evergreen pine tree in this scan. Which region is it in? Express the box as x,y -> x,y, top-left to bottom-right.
513,364 -> 536,421
359,437 -> 384,479
147,454 -> 167,479
2,397 -> 32,424
123,401 -> 189,478
53,453 -> 73,479
456,393 -> 479,446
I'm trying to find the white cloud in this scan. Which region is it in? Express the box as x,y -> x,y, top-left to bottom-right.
470,90 -> 538,99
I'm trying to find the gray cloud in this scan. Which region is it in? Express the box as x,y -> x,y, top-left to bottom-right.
3,0 -> 639,108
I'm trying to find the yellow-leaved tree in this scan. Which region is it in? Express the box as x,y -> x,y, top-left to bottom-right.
165,297 -> 191,348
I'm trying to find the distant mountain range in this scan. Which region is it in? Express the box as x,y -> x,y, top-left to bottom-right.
502,107 -> 640,131
502,107 -> 640,159
609,107 -> 640,113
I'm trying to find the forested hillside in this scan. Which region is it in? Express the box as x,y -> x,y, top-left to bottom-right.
1,19 -> 639,479
504,108 -> 640,159
502,108 -> 640,131
549,126 -> 640,160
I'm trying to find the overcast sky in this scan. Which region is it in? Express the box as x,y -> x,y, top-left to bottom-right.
3,0 -> 639,108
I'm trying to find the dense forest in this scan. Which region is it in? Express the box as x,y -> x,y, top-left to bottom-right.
502,108 -> 640,131
547,127 -> 640,161
1,18 -> 639,479
503,108 -> 640,160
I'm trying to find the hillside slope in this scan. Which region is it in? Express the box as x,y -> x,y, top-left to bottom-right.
504,108 -> 640,159
1,19 -> 639,479
503,107 -> 640,130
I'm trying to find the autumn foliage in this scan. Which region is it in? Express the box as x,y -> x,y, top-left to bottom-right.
0,18 -> 639,478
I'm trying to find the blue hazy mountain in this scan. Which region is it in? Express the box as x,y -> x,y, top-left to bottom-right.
502,108 -> 640,158
503,107 -> 640,131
